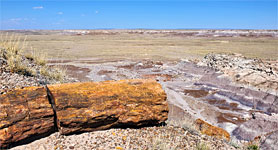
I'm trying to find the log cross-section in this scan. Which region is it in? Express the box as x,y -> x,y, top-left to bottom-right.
0,87 -> 55,148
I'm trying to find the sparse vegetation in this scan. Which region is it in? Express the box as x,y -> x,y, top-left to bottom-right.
166,118 -> 199,135
1,30 -> 275,149
25,48 -> 48,66
151,134 -> 175,150
228,140 -> 241,149
196,142 -> 210,150
0,34 -> 67,83
39,65 -> 67,82
0,34 -> 35,76
150,119 -> 198,150
246,144 -> 259,150
2,30 -> 276,61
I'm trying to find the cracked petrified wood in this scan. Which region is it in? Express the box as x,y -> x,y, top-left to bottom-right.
47,79 -> 168,135
0,87 -> 55,148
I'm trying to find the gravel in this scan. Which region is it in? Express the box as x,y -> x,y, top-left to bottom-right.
11,125 -> 237,150
198,53 -> 278,95
0,48 -> 75,95
2,52 -> 255,149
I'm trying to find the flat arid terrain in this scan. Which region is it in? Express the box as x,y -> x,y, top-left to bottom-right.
1,30 -> 278,150
1,30 -> 278,61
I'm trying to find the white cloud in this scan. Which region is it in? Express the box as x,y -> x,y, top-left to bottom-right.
57,12 -> 63,15
95,10 -> 99,14
10,18 -> 22,21
33,6 -> 43,10
9,18 -> 29,22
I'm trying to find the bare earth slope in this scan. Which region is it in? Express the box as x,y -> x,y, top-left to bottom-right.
44,53 -> 278,149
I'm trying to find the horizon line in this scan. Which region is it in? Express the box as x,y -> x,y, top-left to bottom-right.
1,28 -> 278,31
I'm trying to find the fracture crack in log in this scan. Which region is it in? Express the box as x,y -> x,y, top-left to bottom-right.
0,79 -> 168,148
45,85 -> 58,132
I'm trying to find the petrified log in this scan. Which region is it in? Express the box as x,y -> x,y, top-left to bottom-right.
0,87 -> 55,148
195,119 -> 230,141
47,79 -> 168,135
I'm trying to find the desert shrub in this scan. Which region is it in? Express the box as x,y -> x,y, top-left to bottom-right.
247,144 -> 259,150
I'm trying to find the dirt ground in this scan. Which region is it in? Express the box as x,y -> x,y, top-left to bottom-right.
1,30 -> 277,61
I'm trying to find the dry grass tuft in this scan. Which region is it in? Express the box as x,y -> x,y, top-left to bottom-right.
0,33 -> 67,82
151,134 -> 175,150
166,118 -> 199,135
25,47 -> 48,66
40,65 -> 67,82
196,142 -> 210,150
0,34 -> 36,76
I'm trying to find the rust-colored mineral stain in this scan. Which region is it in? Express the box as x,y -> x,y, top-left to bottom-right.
184,89 -> 209,98
0,87 -> 55,148
203,99 -> 243,111
205,99 -> 226,105
195,118 -> 230,141
0,79 -> 168,147
230,102 -> 239,108
97,70 -> 115,75
217,113 -> 245,125
47,79 -> 168,135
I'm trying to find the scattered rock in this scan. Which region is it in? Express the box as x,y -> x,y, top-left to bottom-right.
87,58 -> 278,145
10,125 -> 237,150
199,53 -> 278,94
0,47 -> 75,95
3,52 -> 278,149
260,130 -> 278,150
232,112 -> 278,141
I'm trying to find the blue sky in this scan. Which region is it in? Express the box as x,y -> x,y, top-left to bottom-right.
0,0 -> 277,30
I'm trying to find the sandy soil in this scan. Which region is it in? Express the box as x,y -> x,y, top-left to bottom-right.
1,30 -> 277,60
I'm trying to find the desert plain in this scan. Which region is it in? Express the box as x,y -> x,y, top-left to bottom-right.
1,29 -> 278,149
